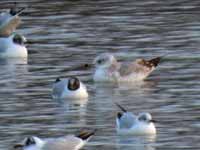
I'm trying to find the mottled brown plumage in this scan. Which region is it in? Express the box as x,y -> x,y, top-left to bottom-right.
137,57 -> 161,68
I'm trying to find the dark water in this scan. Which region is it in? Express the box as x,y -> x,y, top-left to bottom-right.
0,0 -> 200,149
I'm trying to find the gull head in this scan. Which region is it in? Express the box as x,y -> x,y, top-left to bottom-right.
14,136 -> 44,149
94,53 -> 117,69
138,112 -> 156,124
68,77 -> 80,91
12,34 -> 27,46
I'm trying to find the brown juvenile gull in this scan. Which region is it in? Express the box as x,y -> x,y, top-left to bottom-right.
93,53 -> 161,83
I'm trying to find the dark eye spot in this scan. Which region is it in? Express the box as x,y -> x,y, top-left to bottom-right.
97,60 -> 102,64
13,35 -> 24,45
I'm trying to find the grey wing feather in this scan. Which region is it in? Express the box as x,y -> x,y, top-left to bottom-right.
52,80 -> 67,98
118,63 -> 136,76
118,62 -> 146,76
0,38 -> 8,52
42,136 -> 82,150
0,13 -> 11,25
119,112 -> 137,129
119,59 -> 155,77
52,83 -> 63,97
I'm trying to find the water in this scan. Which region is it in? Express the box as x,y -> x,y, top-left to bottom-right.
0,0 -> 200,149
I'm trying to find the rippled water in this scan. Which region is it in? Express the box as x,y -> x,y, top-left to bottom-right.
0,0 -> 200,149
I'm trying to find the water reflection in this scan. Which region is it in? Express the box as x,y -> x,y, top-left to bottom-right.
53,97 -> 88,126
0,57 -> 27,65
54,97 -> 88,108
0,58 -> 28,89
116,135 -> 156,150
93,80 -> 158,103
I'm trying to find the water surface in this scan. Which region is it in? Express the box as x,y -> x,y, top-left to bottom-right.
0,0 -> 199,150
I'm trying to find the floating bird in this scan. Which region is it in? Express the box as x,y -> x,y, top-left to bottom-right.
0,33 -> 27,57
52,77 -> 88,99
115,103 -> 156,135
0,6 -> 25,37
14,130 -> 96,150
93,53 -> 161,83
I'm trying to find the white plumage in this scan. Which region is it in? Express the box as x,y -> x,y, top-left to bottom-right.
0,33 -> 27,57
52,77 -> 88,99
0,7 -> 27,58
116,103 -> 156,135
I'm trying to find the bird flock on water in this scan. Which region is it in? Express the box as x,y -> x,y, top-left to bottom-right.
0,3 -> 163,150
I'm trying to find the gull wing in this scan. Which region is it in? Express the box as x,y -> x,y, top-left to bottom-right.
42,136 -> 83,150
52,79 -> 68,98
0,14 -> 21,37
119,57 -> 161,77
119,112 -> 137,129
0,37 -> 10,53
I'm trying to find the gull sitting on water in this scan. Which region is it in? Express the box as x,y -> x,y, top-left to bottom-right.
115,103 -> 156,135
0,33 -> 27,57
93,53 -> 161,83
0,6 -> 27,58
52,77 -> 88,99
14,130 -> 95,150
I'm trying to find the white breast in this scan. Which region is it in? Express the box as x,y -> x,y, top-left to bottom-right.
52,79 -> 88,99
0,36 -> 27,58
117,122 -> 156,135
93,68 -> 116,82
61,82 -> 88,99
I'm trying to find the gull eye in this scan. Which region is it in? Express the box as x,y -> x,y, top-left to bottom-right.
97,59 -> 102,64
13,35 -> 24,45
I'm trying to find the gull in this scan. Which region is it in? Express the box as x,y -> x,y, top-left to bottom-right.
52,77 -> 88,99
115,103 -> 156,135
14,130 -> 96,150
93,53 -> 161,83
0,6 -> 25,37
0,33 -> 27,57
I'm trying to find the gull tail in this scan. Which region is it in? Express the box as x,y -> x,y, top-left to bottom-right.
10,5 -> 26,16
77,130 -> 96,141
148,57 -> 161,67
115,103 -> 127,112
10,2 -> 26,16
16,7 -> 26,15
